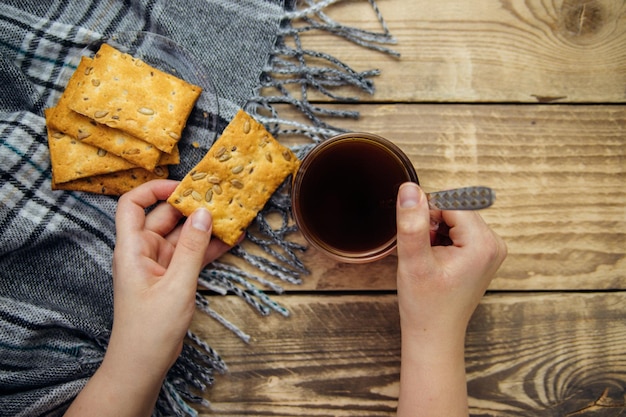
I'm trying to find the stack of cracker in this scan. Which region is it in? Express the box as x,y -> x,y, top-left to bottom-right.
45,43 -> 202,195
168,110 -> 300,245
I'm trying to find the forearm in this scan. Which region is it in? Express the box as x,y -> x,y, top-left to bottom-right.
64,347 -> 166,417
397,327 -> 469,417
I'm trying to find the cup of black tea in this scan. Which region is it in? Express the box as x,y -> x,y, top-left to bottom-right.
291,133 -> 419,263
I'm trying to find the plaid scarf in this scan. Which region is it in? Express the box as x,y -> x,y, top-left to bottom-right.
0,0 -> 396,415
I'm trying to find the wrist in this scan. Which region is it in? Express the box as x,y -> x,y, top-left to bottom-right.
104,331 -> 171,387
64,343 -> 166,417
400,320 -> 466,364
398,302 -> 469,346
90,349 -> 165,416
397,320 -> 469,417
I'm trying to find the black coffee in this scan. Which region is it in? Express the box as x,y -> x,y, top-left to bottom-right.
297,139 -> 414,253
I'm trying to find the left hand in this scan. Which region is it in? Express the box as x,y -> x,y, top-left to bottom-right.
65,179 -> 234,417
110,179 -> 232,377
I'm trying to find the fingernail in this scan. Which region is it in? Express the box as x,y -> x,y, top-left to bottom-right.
191,208 -> 212,232
399,183 -> 421,208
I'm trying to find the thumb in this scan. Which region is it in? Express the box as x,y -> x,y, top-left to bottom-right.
168,208 -> 213,286
396,183 -> 435,276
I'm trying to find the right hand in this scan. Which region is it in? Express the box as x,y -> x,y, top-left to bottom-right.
395,182 -> 507,341
394,182 -> 507,416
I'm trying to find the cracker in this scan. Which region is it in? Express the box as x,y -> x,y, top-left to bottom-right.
167,110 -> 300,246
67,44 -> 202,153
44,118 -> 137,183
160,145 -> 180,166
53,166 -> 168,195
46,57 -> 164,171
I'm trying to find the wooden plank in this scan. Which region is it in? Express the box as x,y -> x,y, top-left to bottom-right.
283,0 -> 626,103
190,292 -> 626,416
230,103 -> 625,291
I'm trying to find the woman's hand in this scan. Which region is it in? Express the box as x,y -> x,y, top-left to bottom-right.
396,182 -> 507,337
65,179 -> 234,417
395,182 -> 507,416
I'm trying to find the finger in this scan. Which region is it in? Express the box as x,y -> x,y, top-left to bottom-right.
116,179 -> 179,236
429,210 -> 443,245
166,208 -> 214,289
204,237 -> 235,264
443,210 -> 508,271
165,226 -> 241,265
396,183 -> 436,275
145,202 -> 184,236
440,210 -> 488,248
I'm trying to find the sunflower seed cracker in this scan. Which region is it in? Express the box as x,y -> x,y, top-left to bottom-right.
167,110 -> 300,246
67,44 -> 201,154
46,57 -> 165,171
44,119 -> 137,184
53,166 -> 169,196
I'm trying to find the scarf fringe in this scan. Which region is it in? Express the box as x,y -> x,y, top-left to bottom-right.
248,0 -> 399,141
175,1 -> 398,414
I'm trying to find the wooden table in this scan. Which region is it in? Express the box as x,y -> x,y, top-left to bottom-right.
191,1 -> 626,415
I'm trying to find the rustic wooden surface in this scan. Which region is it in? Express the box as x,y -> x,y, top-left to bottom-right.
192,0 -> 626,415
193,293 -> 626,416
302,0 -> 626,103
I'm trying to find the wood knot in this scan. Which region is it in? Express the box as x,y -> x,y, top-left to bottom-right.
560,0 -> 605,39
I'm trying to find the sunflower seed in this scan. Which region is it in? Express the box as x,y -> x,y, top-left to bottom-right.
231,165 -> 244,174
230,179 -> 244,189
94,110 -> 108,119
265,152 -> 273,162
205,189 -> 213,202
138,107 -> 155,116
212,184 -> 222,195
97,149 -> 107,157
183,188 -> 193,197
218,153 -> 231,162
191,171 -> 207,181
168,131 -> 180,140
191,190 -> 202,201
208,176 -> 221,184
91,79 -> 100,87
126,148 -> 140,155
282,150 -> 292,161
243,119 -> 251,134
215,146 -> 226,158
77,130 -> 91,140
154,166 -> 165,177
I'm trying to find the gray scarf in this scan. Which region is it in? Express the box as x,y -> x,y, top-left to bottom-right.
0,0 -> 396,415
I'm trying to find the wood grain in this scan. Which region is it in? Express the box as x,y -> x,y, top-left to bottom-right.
188,2 -> 626,416
190,292 -> 626,416
232,103 -> 626,292
284,0 -> 626,103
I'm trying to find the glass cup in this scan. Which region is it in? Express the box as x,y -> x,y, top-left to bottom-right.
291,132 -> 419,263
